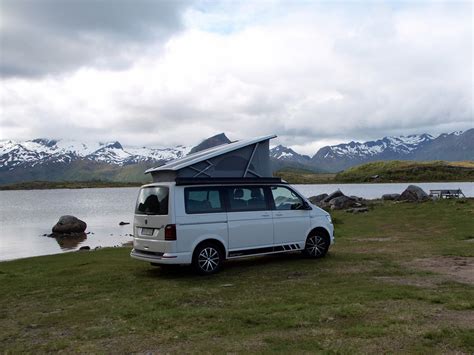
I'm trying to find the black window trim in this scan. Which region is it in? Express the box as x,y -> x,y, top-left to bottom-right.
223,185 -> 273,213
135,185 -> 170,216
269,184 -> 309,211
184,186 -> 226,215
183,184 -> 310,214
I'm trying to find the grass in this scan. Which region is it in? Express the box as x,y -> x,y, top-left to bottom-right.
1,199 -> 473,353
275,160 -> 474,184
0,180 -> 144,190
274,169 -> 337,184
335,160 -> 474,183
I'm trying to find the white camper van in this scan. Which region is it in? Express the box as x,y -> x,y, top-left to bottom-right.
130,136 -> 334,274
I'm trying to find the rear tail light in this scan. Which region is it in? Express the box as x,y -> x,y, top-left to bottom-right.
164,224 -> 177,240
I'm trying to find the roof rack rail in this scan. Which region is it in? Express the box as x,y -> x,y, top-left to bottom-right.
175,177 -> 285,186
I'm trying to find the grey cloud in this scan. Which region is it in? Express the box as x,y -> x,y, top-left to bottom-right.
0,0 -> 191,77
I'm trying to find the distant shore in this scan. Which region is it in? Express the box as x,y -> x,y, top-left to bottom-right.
0,180 -> 145,191
1,161 -> 473,190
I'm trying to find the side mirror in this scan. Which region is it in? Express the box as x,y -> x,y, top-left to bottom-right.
303,201 -> 312,210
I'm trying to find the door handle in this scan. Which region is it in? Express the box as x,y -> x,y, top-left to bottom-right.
275,213 -> 284,217
261,213 -> 270,217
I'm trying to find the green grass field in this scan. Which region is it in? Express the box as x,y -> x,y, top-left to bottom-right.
335,160 -> 474,183
1,200 -> 473,353
275,160 -> 474,184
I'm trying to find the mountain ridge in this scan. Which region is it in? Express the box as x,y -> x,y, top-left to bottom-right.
310,129 -> 473,171
0,129 -> 472,184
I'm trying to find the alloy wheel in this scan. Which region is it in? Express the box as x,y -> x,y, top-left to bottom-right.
198,247 -> 220,272
305,235 -> 327,257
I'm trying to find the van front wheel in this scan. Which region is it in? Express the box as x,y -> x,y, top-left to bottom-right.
303,233 -> 329,258
192,242 -> 223,275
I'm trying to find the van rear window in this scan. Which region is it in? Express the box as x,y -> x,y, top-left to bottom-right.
136,187 -> 169,215
185,187 -> 224,214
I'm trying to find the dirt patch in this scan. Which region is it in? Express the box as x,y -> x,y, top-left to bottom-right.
430,309 -> 474,328
353,237 -> 394,242
373,276 -> 441,288
405,257 -> 474,285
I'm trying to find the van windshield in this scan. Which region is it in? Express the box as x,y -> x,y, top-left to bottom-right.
135,187 -> 169,215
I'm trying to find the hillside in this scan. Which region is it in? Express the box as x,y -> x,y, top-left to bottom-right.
273,161 -> 474,184
274,169 -> 336,184
335,160 -> 474,183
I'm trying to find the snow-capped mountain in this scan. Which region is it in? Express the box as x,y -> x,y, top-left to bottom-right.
310,130 -> 473,172
0,133 -> 232,184
268,130 -> 473,172
318,134 -> 434,159
0,138 -> 191,171
269,145 -> 313,172
0,130 -> 472,184
270,145 -> 310,162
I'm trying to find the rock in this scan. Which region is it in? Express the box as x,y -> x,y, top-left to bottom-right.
308,193 -> 328,204
329,196 -> 359,210
119,221 -> 130,226
398,185 -> 429,202
382,193 -> 400,201
346,207 -> 369,213
52,215 -> 87,234
78,246 -> 90,251
349,195 -> 364,202
322,190 -> 344,203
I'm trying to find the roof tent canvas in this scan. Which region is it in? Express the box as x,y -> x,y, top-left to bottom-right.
146,134 -> 276,182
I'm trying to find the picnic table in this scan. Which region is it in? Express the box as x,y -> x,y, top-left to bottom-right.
429,189 -> 466,199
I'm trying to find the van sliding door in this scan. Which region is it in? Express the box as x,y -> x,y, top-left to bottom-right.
226,186 -> 274,254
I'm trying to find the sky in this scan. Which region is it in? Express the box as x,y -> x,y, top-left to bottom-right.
0,0 -> 472,155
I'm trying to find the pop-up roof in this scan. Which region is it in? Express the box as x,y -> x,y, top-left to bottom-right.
146,134 -> 277,182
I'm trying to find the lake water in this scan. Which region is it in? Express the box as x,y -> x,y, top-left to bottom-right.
1,182 -> 472,262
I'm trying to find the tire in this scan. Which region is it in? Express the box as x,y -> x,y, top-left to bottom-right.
192,242 -> 223,275
302,232 -> 330,258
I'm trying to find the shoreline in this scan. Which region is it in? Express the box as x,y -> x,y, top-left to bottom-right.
2,198 -> 473,263
1,179 -> 473,191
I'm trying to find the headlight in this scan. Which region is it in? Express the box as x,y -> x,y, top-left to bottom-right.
325,214 -> 332,223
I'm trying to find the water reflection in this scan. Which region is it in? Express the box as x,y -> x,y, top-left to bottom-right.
51,233 -> 87,250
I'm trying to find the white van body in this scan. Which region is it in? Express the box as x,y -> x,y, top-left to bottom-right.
131,181 -> 334,274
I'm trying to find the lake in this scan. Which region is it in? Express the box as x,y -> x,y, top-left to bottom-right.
1,182 -> 472,262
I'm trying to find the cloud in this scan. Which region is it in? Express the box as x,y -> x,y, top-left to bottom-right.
0,1 -> 472,155
0,0 -> 190,77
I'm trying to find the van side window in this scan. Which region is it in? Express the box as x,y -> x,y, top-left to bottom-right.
271,186 -> 304,210
227,187 -> 269,212
185,187 -> 224,214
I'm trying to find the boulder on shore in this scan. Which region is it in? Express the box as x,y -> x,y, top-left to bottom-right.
322,190 -> 344,203
398,185 -> 429,202
308,193 -> 328,205
382,193 -> 401,201
52,215 -> 87,234
329,195 -> 360,210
